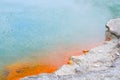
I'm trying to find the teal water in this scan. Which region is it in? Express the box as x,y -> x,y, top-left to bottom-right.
0,0 -> 120,69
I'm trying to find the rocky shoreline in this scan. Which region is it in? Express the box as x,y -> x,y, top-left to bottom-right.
21,18 -> 120,80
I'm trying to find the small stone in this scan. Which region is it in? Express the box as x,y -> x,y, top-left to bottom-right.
82,50 -> 89,54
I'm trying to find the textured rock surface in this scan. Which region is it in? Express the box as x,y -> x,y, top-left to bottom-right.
106,18 -> 120,38
20,18 -> 120,80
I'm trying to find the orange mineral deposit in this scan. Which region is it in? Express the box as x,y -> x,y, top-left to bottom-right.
82,50 -> 89,54
3,63 -> 57,80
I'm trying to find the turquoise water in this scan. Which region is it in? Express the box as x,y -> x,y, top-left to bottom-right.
0,0 -> 120,68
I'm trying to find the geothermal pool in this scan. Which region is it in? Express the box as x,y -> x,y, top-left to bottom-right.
0,0 -> 120,80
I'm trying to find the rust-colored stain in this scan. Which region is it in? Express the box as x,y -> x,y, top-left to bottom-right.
105,37 -> 111,41
67,60 -> 72,65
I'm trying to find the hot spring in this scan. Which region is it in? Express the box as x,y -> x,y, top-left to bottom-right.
0,0 -> 120,80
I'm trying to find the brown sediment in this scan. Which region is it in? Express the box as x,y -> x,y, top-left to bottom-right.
0,73 -> 6,80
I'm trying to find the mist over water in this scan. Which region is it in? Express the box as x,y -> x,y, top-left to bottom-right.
0,0 -> 120,69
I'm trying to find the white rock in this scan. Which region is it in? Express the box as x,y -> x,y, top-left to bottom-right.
106,18 -> 120,38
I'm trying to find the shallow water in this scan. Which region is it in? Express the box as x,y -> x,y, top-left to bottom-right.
0,0 -> 120,78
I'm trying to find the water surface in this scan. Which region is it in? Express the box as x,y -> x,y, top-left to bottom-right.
0,0 -> 120,77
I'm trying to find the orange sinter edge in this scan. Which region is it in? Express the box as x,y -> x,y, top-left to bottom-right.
1,51 -> 79,80
1,43 -> 102,80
